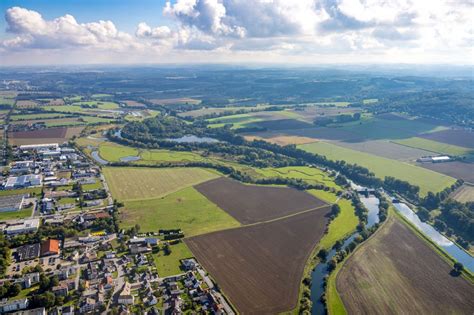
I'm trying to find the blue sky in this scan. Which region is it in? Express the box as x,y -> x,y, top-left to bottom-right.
0,0 -> 170,34
0,0 -> 472,65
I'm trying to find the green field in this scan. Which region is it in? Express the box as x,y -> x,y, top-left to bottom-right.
72,101 -> 119,110
138,150 -> 205,164
121,187 -> 240,236
309,191 -> 359,249
99,142 -> 139,162
337,117 -> 447,141
103,167 -> 220,201
0,188 -> 42,197
299,141 -> 456,195
10,113 -> 70,121
256,166 -> 342,190
44,105 -> 87,113
97,141 -> 205,164
153,241 -> 193,277
0,208 -> 32,220
82,180 -> 103,191
207,113 -> 263,128
393,137 -> 473,156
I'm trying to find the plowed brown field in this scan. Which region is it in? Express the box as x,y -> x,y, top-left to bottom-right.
194,177 -> 327,224
337,216 -> 474,314
186,206 -> 331,314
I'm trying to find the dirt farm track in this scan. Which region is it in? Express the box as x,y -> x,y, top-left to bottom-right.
186,206 -> 331,314
336,216 -> 474,315
194,177 -> 327,224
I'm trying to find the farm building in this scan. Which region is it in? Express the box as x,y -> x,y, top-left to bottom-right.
19,143 -> 59,151
0,194 -> 25,212
417,155 -> 451,163
40,239 -> 60,257
5,218 -> 40,235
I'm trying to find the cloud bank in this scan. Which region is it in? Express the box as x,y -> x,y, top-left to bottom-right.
1,1 -> 473,65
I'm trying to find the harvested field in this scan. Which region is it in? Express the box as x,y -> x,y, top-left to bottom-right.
418,161 -> 474,183
337,217 -> 474,315
186,206 -> 331,314
194,177 -> 326,224
420,129 -> 474,149
11,127 -> 67,139
251,118 -> 313,131
103,167 -> 219,201
8,127 -> 83,145
330,139 -> 433,161
16,100 -> 37,108
450,184 -> 474,202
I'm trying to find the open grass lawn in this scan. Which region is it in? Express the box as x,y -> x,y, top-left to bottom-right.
99,142 -> 139,162
308,190 -> 358,249
82,181 -> 103,191
393,137 -> 473,156
256,166 -> 342,190
103,167 -> 220,201
153,241 -> 194,277
299,141 -> 456,195
0,207 -> 32,220
138,150 -> 205,164
121,187 -> 240,236
0,187 -> 42,197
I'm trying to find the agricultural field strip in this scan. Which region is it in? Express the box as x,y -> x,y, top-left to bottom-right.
185,205 -> 331,314
392,137 -> 473,156
336,214 -> 474,314
299,141 -> 457,195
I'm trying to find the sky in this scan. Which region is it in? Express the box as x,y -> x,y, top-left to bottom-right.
0,0 -> 473,66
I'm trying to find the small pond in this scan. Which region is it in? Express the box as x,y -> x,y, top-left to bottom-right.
120,156 -> 141,162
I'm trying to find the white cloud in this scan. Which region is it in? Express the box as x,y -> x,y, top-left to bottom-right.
2,7 -> 140,50
1,1 -> 473,65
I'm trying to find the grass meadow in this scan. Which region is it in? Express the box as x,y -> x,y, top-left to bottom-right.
121,187 -> 240,236
299,141 -> 456,195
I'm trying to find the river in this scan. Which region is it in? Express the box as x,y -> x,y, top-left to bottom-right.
311,194 -> 380,315
393,202 -> 474,273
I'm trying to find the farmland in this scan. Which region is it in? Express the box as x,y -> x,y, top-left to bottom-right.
299,141 -> 456,195
103,167 -> 220,201
244,134 -> 317,145
186,206 -> 331,314
8,127 -> 83,145
194,177 -> 327,224
393,137 -> 473,156
330,139 -> 433,161
336,216 -> 474,314
450,184 -> 474,203
255,166 -> 342,190
120,187 -> 240,236
418,161 -> 474,183
420,129 -> 474,149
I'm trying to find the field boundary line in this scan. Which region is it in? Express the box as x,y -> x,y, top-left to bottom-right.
185,204 -> 331,239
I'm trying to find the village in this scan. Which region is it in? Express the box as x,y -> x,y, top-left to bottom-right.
0,143 -> 233,314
